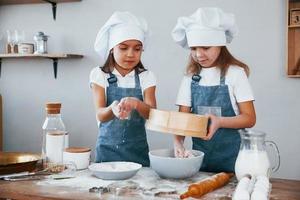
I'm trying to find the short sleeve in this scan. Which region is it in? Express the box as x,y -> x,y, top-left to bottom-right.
176,76 -> 192,107
232,68 -> 254,102
89,67 -> 106,88
140,70 -> 156,91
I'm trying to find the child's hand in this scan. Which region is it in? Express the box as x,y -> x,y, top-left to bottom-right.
203,114 -> 221,140
174,139 -> 193,158
110,100 -> 120,117
118,97 -> 139,120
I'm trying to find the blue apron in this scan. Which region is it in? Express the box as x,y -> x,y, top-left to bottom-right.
95,71 -> 150,166
191,74 -> 240,172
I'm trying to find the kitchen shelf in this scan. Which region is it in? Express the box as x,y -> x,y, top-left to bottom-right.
0,53 -> 83,79
0,0 -> 81,20
288,24 -> 300,28
0,0 -> 80,4
287,0 -> 300,77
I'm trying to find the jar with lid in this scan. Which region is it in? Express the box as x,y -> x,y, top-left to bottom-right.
42,103 -> 69,171
34,31 -> 49,54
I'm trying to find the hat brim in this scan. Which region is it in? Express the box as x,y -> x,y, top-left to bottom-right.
186,29 -> 227,47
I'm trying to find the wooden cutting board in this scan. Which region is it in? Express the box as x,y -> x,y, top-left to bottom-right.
146,109 -> 208,138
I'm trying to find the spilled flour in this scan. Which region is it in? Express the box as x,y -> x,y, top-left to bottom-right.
37,168 -> 235,199
37,169 -> 115,191
37,168 -> 192,191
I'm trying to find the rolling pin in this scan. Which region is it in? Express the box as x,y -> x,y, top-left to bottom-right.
180,172 -> 234,199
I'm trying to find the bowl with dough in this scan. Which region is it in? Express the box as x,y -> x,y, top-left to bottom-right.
88,162 -> 142,180
149,149 -> 204,179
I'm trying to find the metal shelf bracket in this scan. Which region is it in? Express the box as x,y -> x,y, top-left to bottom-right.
51,58 -> 58,79
42,0 -> 57,20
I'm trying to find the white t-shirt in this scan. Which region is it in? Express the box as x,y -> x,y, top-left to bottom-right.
89,67 -> 156,95
176,65 -> 254,115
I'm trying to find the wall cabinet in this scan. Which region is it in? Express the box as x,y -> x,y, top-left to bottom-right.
287,0 -> 300,77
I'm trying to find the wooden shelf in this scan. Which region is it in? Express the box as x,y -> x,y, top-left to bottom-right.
287,0 -> 300,77
0,0 -> 82,20
288,75 -> 300,78
0,53 -> 83,79
0,0 -> 81,5
288,24 -> 300,28
0,53 -> 83,59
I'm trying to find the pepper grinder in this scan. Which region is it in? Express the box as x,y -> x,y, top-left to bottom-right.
34,32 -> 49,54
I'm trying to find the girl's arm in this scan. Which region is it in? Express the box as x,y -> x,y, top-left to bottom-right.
139,86 -> 157,118
174,105 -> 192,157
119,86 -> 157,119
205,101 -> 256,140
91,83 -> 115,122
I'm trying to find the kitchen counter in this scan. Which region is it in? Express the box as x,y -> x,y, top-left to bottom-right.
0,168 -> 299,200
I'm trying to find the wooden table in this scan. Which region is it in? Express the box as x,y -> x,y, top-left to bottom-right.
0,168 -> 299,200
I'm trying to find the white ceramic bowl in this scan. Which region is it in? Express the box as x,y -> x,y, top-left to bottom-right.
149,149 -> 204,179
88,162 -> 142,180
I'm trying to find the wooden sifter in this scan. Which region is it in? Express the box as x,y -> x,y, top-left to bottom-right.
146,109 -> 208,138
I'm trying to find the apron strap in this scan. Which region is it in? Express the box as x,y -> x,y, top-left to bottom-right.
191,74 -> 201,85
134,71 -> 142,89
192,73 -> 225,85
220,75 -> 226,85
107,72 -> 118,87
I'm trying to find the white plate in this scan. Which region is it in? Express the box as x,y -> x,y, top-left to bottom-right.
88,162 -> 142,180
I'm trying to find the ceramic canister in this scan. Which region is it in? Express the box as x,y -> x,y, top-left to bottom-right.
63,147 -> 91,170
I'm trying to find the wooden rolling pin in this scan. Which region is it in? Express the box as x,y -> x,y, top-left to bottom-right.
180,172 -> 234,199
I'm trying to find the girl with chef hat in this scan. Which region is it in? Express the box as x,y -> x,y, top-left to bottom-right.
90,11 -> 157,166
172,7 -> 256,172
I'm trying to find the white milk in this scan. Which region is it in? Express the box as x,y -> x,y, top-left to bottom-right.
46,131 -> 68,163
235,150 -> 270,180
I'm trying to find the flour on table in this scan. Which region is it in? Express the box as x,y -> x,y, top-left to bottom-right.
37,167 -> 233,199
37,169 -> 115,190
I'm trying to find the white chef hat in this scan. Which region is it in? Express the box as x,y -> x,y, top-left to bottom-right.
172,7 -> 238,48
94,11 -> 148,61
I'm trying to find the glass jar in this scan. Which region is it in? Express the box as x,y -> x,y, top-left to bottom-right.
42,103 -> 69,172
34,31 -> 48,54
235,129 -> 280,180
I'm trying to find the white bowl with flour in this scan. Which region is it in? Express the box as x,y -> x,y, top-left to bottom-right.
149,149 -> 204,179
88,162 -> 142,180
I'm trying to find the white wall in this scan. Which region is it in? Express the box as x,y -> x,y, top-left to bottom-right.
0,0 -> 299,180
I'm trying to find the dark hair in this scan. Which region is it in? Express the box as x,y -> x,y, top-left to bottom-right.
100,52 -> 147,74
186,46 -> 250,77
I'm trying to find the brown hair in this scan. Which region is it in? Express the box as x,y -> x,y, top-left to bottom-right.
100,52 -> 147,74
186,46 -> 249,77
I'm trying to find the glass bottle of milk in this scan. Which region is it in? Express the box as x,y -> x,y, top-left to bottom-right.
42,103 -> 69,170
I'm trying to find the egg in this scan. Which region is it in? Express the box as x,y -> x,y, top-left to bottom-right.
251,190 -> 268,200
238,177 -> 251,189
233,189 -> 250,200
254,182 -> 269,191
236,177 -> 250,190
253,184 -> 269,194
253,176 -> 270,195
256,175 -> 269,185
